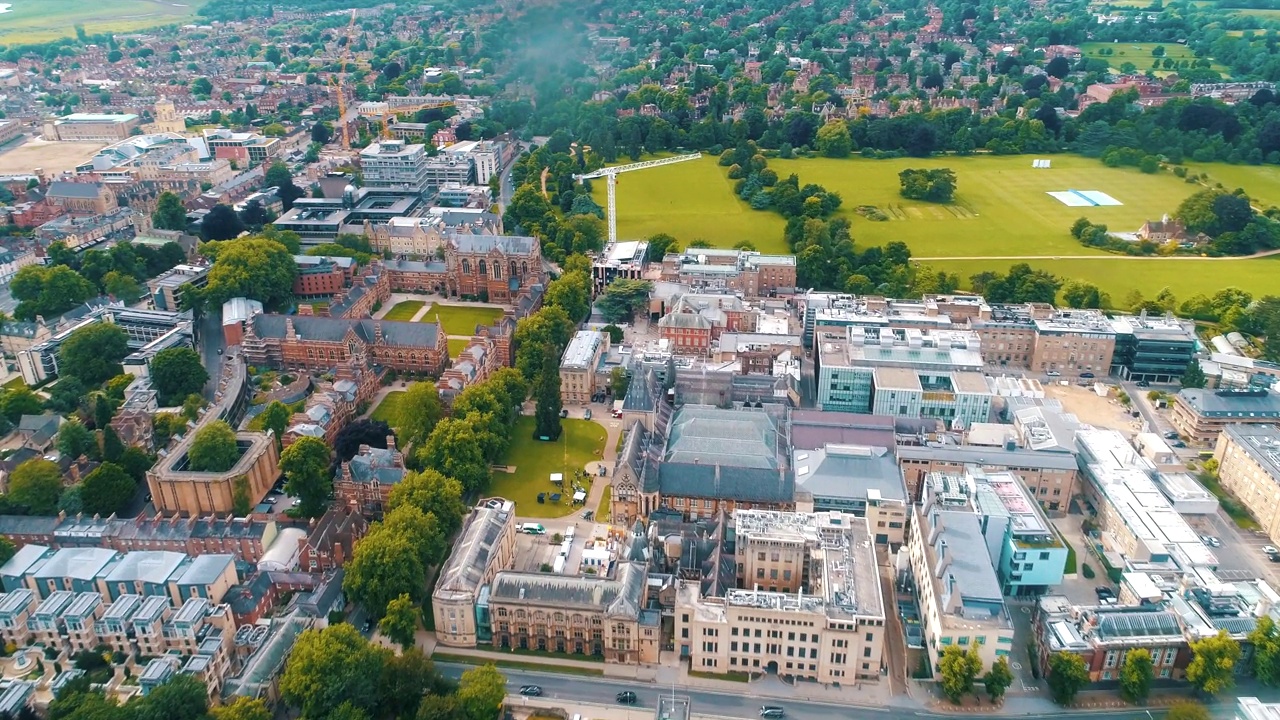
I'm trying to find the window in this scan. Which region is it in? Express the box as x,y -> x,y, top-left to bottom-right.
1039,552 -> 1050,560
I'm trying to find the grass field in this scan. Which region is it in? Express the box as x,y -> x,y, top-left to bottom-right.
420,303 -> 505,336
1184,162 -> 1280,208
590,157 -> 788,253
489,417 -> 606,519
1227,8 -> 1280,18
369,391 -> 406,427
1080,41 -> 1228,75
383,300 -> 425,322
0,0 -> 201,44
596,485 -> 611,523
447,338 -> 470,358
768,155 -> 1204,257
926,255 -> 1280,299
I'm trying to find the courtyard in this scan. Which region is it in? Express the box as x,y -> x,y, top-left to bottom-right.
489,417 -> 607,519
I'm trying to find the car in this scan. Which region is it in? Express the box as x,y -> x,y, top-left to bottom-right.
144,493 -> 152,504
616,692 -> 637,704
1094,586 -> 1114,598
519,686 -> 543,697
612,409 -> 623,418
1265,546 -> 1279,556
1201,535 -> 1221,548
584,408 -> 592,420
361,620 -> 373,633
1164,431 -> 1180,440
1136,379 -> 1150,388
559,409 -> 568,418
1172,440 -> 1186,448
1270,553 -> 1280,563
760,707 -> 785,718
265,497 -> 277,505
1046,371 -> 1061,377
1080,372 -> 1095,379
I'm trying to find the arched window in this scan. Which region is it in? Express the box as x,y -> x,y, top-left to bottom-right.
510,260 -> 518,277
478,260 -> 487,278
493,263 -> 502,280
461,259 -> 470,275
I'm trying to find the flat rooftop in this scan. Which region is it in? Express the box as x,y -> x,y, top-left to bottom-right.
561,330 -> 605,370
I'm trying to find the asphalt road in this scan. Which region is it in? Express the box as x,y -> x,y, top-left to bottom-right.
199,304 -> 225,399
437,663 -> 1186,720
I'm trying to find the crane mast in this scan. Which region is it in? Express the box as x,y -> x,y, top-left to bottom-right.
573,153 -> 702,245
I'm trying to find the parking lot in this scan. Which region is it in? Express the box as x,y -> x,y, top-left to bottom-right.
512,522 -> 616,576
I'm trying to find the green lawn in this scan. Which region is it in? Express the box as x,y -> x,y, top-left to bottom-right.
596,485 -> 612,523
767,155 -> 1202,258
383,300 -> 425,322
1184,162 -> 1280,208
489,417 -> 607,519
448,338 -> 471,358
2,376 -> 25,390
590,156 -> 788,253
0,0 -> 201,43
370,391 -> 406,427
420,304 -> 505,336
1080,41 -> 1228,75
927,255 -> 1280,300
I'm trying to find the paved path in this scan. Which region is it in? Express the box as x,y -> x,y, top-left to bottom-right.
913,248 -> 1280,261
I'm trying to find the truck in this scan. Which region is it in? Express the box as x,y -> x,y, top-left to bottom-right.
519,523 -> 546,535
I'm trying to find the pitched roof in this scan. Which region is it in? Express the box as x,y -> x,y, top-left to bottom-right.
47,181 -> 103,199
449,233 -> 536,256
249,314 -> 441,349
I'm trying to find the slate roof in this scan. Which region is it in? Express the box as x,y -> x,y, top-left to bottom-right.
249,314 -> 441,348
47,181 -> 102,199
621,369 -> 658,413
490,562 -> 645,619
665,405 -> 782,469
346,447 -> 405,485
793,444 -> 906,503
657,464 -> 794,503
450,233 -> 536,255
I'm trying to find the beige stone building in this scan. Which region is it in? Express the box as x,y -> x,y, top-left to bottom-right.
560,330 -> 609,404
907,503 -> 1014,672
365,216 -> 447,257
42,113 -> 141,142
675,510 -> 885,683
147,431 -> 280,516
1173,388 -> 1280,445
433,499 -> 517,647
1214,424 -> 1280,545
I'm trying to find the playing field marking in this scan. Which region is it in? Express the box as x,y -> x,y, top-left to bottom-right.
1048,191 -> 1093,207
1047,190 -> 1124,207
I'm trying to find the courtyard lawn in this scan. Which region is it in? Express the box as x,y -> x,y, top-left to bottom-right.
489,417 -> 607,519
590,156 -> 789,253
926,255 -> 1280,301
767,155 -> 1200,258
419,304 -> 505,336
596,485 -> 612,523
370,391 -> 406,427
383,300 -> 425,322
448,338 -> 470,358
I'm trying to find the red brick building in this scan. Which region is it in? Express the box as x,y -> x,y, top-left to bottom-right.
298,507 -> 369,572
333,443 -> 407,517
293,256 -> 355,297
241,314 -> 448,375
657,294 -> 758,355
446,234 -> 541,303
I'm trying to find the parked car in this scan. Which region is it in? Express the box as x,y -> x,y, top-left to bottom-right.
584,408 -> 592,420
1046,371 -> 1061,377
1136,380 -> 1150,388
1201,535 -> 1221,548
616,692 -> 637,704
519,686 -> 543,697
1172,440 -> 1186,448
1265,545 -> 1279,556
612,409 -> 623,418
760,707 -> 785,718
1163,431 -> 1180,440
1095,586 -> 1114,598
1080,372 -> 1095,379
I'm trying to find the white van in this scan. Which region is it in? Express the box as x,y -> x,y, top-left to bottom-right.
519,523 -> 546,535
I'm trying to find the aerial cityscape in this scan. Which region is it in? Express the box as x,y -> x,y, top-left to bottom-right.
0,0 -> 1277,719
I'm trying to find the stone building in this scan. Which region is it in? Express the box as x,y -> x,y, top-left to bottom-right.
242,314 -> 448,376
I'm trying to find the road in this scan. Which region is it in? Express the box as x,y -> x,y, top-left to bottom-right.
199,304 -> 226,400
437,663 -> 1195,720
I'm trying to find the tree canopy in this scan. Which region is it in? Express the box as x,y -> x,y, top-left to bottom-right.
202,236 -> 298,308
7,458 -> 64,515
59,323 -> 129,386
187,421 -> 240,472
280,436 -> 332,518
396,382 -> 444,450
149,347 -> 209,406
79,462 -> 137,517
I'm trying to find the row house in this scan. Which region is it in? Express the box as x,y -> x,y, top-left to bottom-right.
437,335 -> 505,406
0,545 -> 239,606
297,507 -> 368,573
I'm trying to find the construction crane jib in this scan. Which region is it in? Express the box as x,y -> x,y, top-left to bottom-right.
573,153 -> 701,245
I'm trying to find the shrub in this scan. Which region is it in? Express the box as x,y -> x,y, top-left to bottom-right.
1082,563 -> 1096,579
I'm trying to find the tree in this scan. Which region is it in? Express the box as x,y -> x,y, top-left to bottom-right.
8,459 -> 63,514
1250,615 -> 1280,686
58,323 -> 129,386
334,419 -> 392,463
380,649 -> 446,719
610,367 -> 630,399
1061,280 -> 1107,309
0,537 -> 14,566
1047,651 -> 1089,706
102,271 -> 142,301
211,697 -> 271,720
397,382 -> 444,449
597,279 -> 653,323
456,664 -> 507,720
101,424 -> 125,463
280,436 -> 332,518
0,387 -> 43,424
149,348 -> 209,406
311,122 -> 332,145
1047,56 -> 1071,78
191,77 -> 213,95
187,421 -> 240,472
938,645 -> 982,703
815,120 -> 853,157
263,161 -> 304,210
386,503 -> 447,567
256,400 -> 292,449
416,695 -> 462,720
239,199 -> 272,230
279,624 -> 387,720
10,264 -> 95,321
899,168 -> 957,203
1181,360 -> 1207,389
379,593 -> 419,649
543,270 -> 591,321
1166,701 -> 1211,720
417,418 -> 489,493
203,236 -> 297,308
1119,648 -> 1153,703
343,529 -> 426,616
601,324 -> 624,343
201,204 -> 245,241
388,469 -> 466,536
118,446 -> 154,482
532,343 -> 562,441
131,674 -> 210,720
1186,630 -> 1241,696
79,462 -> 136,516
645,233 -> 679,261
983,656 -> 1013,703
152,191 -> 188,231
513,306 -> 575,381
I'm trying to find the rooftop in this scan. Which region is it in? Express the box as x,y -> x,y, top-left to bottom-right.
1177,388 -> 1280,418
793,444 -> 905,504
919,508 -> 1011,629
561,330 -> 606,370
665,405 -> 783,470
435,499 -> 514,601
1223,424 -> 1280,483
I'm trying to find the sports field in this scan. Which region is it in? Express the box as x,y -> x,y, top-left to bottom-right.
927,255 -> 1280,299
1080,42 -> 1228,75
0,0 -> 200,43
767,155 -> 1199,257
590,157 -> 788,253
1184,162 -> 1280,208
419,304 -> 505,336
